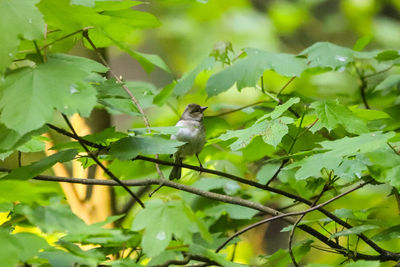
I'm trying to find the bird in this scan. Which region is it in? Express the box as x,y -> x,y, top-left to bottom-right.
169,103 -> 207,179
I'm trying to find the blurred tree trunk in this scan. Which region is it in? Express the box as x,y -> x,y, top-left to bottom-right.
46,42 -> 115,226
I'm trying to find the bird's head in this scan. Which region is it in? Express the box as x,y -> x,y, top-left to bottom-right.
181,103 -> 208,121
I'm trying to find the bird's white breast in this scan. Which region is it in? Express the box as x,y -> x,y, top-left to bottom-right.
172,119 -> 205,157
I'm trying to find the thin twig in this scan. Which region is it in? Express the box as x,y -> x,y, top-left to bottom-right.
61,114 -> 145,208
39,125 -> 395,257
364,66 -> 393,79
354,64 -> 370,109
266,111 -> 306,186
288,184 -> 327,266
215,180 -> 369,253
206,100 -> 268,118
277,76 -> 296,96
0,167 -> 396,261
82,30 -> 166,183
150,254 -> 220,267
17,152 -> 22,168
18,27 -> 94,54
387,142 -> 400,155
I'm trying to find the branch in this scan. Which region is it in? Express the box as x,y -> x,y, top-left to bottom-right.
277,76 -> 296,96
364,65 -> 393,79
82,30 -> 166,183
61,114 -> 145,208
354,64 -> 370,109
216,180 -> 368,253
150,254 -> 221,267
150,255 -> 192,267
288,184 -> 327,266
44,126 -> 395,258
18,27 -> 94,54
266,111 -> 306,186
0,168 -> 398,261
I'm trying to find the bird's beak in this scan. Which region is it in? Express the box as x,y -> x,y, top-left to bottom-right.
201,106 -> 208,112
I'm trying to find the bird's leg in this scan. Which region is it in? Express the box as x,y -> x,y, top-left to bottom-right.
196,153 -> 203,170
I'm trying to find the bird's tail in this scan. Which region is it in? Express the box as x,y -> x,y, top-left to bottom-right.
169,157 -> 182,180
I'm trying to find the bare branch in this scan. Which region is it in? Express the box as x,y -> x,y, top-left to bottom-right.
44,125 -> 395,258
61,114 -> 145,208
216,180 -> 369,253
288,184 -> 327,266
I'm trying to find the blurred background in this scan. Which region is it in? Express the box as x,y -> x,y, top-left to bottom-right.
104,0 -> 400,264
108,0 -> 400,128
2,0 -> 399,265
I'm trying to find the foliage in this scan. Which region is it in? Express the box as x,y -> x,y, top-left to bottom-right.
0,0 -> 400,266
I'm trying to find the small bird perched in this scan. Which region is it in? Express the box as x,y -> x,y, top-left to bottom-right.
169,103 -> 207,179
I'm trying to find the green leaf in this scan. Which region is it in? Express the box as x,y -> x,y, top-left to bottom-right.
57,82 -> 98,117
189,244 -> 246,267
330,225 -> 379,239
0,0 -> 45,74
39,249 -> 90,267
344,261 -> 380,267
71,0 -> 95,7
256,97 -> 300,122
99,30 -> 166,74
287,132 -> 394,180
174,56 -> 216,96
95,79 -> 155,115
154,82 -> 175,106
375,74 -> 400,91
0,124 -> 47,153
372,224 -> 400,241
261,240 -> 313,267
310,100 -> 369,134
256,163 -> 281,184
0,180 -> 57,204
205,203 -> 258,220
57,240 -> 105,263
94,1 -> 142,11
129,126 -> 182,135
132,200 -> 204,257
192,178 -> 240,195
353,36 -> 372,51
84,127 -> 127,146
0,54 -> 107,135
219,117 -> 294,150
14,232 -> 51,262
375,50 -> 400,61
109,136 -> 184,160
0,229 -> 21,267
206,48 -> 307,97
301,42 -> 352,69
2,149 -> 77,180
108,259 -> 143,267
349,107 -> 391,121
17,135 -> 47,153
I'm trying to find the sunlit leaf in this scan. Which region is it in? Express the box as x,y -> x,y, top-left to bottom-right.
372,224 -> 400,241
2,149 -> 77,180
219,117 -> 293,150
0,0 -> 45,73
132,200 -> 208,257
174,56 -> 216,96
330,225 -> 380,239
206,48 -> 307,97
0,54 -> 107,135
109,136 -> 184,160
310,100 -> 369,134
